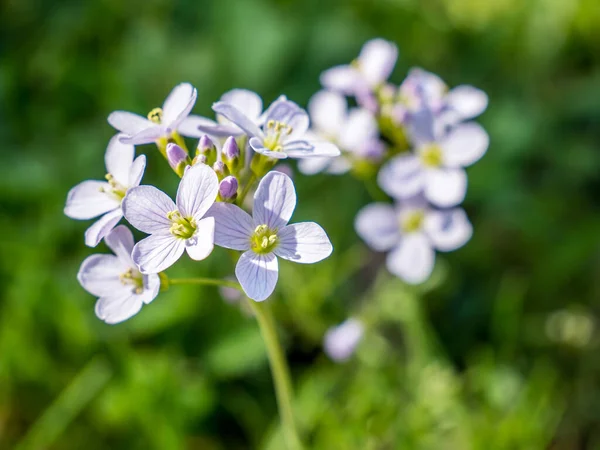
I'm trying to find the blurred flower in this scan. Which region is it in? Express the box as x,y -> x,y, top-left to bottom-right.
378,112 -> 489,207
122,164 -> 219,273
298,90 -> 381,175
207,172 -> 333,301
77,225 -> 160,324
546,308 -> 595,347
323,318 -> 364,362
355,197 -> 472,283
219,276 -> 244,304
212,96 -> 340,160
108,83 -> 202,145
65,134 -> 146,247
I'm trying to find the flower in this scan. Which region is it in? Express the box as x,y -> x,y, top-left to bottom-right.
211,96 -> 340,160
320,38 -> 398,97
378,113 -> 489,207
323,318 -> 364,362
122,163 -> 219,273
65,134 -> 146,247
207,171 -> 333,301
108,83 -> 202,145
355,197 -> 472,284
298,90 -> 382,175
77,225 -> 160,324
189,89 -> 264,138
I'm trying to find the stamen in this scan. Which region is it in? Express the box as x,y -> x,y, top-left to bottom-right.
167,210 -> 197,239
420,144 -> 443,168
147,107 -> 163,124
250,224 -> 279,254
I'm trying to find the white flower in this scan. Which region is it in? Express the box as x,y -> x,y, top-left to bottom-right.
108,83 -> 202,145
207,171 -> 333,301
355,198 -> 472,284
211,96 -> 340,160
65,134 -> 146,247
324,318 -> 364,362
320,38 -> 398,96
378,116 -> 489,208
77,225 -> 160,324
298,90 -> 382,175
122,163 -> 219,274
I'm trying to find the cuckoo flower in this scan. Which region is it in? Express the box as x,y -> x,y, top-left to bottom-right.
108,83 -> 202,145
207,171 -> 333,301
65,134 -> 146,247
355,198 -> 472,284
320,38 -> 398,99
324,318 -> 364,362
299,90 -> 382,175
122,164 -> 219,274
212,96 -> 340,160
77,226 -> 160,324
378,111 -> 489,208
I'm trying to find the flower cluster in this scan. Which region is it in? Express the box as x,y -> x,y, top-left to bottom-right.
66,84 -> 336,323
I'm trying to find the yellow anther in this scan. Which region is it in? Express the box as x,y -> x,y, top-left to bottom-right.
250,224 -> 279,254
255,224 -> 268,234
267,120 -> 275,129
167,210 -> 196,239
261,237 -> 269,248
147,107 -> 163,124
268,235 -> 277,244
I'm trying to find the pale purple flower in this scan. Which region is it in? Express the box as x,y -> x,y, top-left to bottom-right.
324,318 -> 364,362
299,90 -> 381,175
122,164 -> 219,274
210,96 -> 340,160
77,225 -> 160,324
378,114 -> 489,208
207,172 -> 333,301
355,198 -> 472,284
65,134 -> 146,247
320,38 -> 398,97
188,89 -> 264,137
108,83 -> 202,145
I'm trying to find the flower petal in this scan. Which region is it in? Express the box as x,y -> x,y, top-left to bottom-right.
77,254 -> 128,297
424,208 -> 473,252
220,89 -> 263,122
446,85 -> 488,120
141,273 -> 161,304
205,203 -> 253,251
162,82 -> 197,126
287,141 -> 340,158
297,157 -> 331,175
105,224 -> 135,266
95,291 -> 143,324
132,233 -> 185,274
107,111 -> 152,135
424,168 -> 467,207
253,171 -> 296,230
324,318 -> 364,362
441,122 -> 489,168
274,222 -> 333,264
128,155 -> 146,188
212,102 -> 263,137
235,251 -> 279,302
386,234 -> 435,284
176,163 -> 219,221
119,126 -> 164,145
85,208 -> 123,248
264,99 -> 309,140
104,134 -> 134,187
64,181 -> 120,220
249,137 -> 288,159
377,154 -> 425,199
178,115 -> 226,138
320,65 -> 363,95
308,90 -> 347,137
185,217 -> 215,261
122,185 -> 175,234
358,38 -> 398,86
355,203 -> 400,251
338,108 -> 377,151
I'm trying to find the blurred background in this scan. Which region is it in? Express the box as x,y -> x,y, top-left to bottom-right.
2,0 -> 600,448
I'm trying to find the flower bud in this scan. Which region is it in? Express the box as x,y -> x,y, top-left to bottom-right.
192,154 -> 207,165
196,135 -> 217,166
222,136 -> 240,159
218,176 -> 238,202
166,143 -> 190,177
213,160 -> 230,180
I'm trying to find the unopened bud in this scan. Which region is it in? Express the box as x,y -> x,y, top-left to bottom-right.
213,161 -> 230,179
218,176 -> 238,201
192,154 -> 207,165
196,135 -> 217,166
222,136 -> 241,173
166,143 -> 190,177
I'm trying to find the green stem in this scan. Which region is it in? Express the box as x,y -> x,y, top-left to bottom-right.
246,299 -> 302,450
168,277 -> 243,291
237,173 -> 257,207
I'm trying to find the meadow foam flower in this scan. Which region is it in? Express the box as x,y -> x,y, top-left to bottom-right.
77,225 -> 160,324
108,83 -> 201,145
298,90 -> 381,175
122,164 -> 219,274
320,38 -> 398,97
324,318 -> 364,362
378,113 -> 489,207
211,96 -> 340,160
65,134 -> 146,247
207,171 -> 333,301
355,198 -> 472,284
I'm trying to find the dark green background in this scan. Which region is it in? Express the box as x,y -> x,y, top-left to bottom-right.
1,0 -> 600,448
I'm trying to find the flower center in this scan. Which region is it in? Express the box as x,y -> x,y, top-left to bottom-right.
400,210 -> 425,233
167,210 -> 197,239
420,144 -> 443,167
147,107 -> 163,124
100,174 -> 127,200
120,268 -> 144,295
263,120 -> 292,152
250,224 -> 279,254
